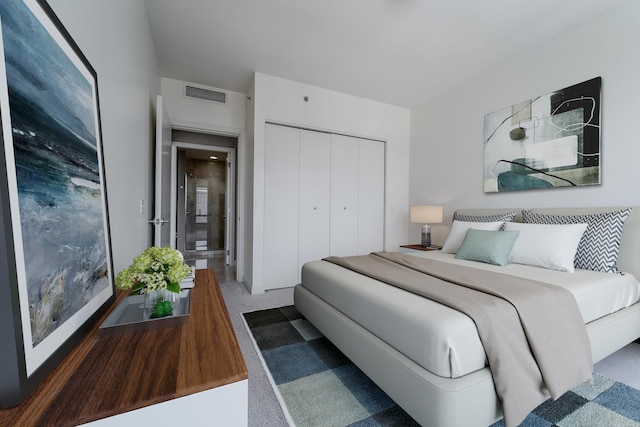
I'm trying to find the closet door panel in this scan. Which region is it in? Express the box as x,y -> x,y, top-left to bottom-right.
330,135 -> 359,257
358,140 -> 385,254
263,124 -> 300,289
298,130 -> 331,276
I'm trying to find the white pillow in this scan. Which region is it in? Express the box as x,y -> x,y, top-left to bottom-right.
503,222 -> 588,273
441,220 -> 504,253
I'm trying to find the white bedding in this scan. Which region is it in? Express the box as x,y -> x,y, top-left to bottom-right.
300,251 -> 640,379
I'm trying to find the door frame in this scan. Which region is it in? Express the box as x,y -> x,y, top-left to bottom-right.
153,95 -> 172,246
171,141 -> 237,267
168,119 -> 245,284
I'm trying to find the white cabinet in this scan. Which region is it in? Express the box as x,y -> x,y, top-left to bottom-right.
264,124 -> 300,289
82,380 -> 248,427
263,124 -> 384,290
298,130 -> 331,269
330,135 -> 359,257
330,134 -> 385,256
357,139 -> 385,254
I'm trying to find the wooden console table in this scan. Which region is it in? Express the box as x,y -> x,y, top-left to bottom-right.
0,269 -> 248,426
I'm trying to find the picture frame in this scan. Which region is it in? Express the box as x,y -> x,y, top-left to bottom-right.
0,0 -> 114,407
483,77 -> 601,193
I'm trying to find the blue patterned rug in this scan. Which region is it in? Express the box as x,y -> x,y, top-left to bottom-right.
243,306 -> 640,427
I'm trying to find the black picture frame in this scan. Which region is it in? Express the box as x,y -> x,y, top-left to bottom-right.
0,0 -> 114,408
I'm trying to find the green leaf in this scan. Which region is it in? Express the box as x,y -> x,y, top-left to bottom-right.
167,282 -> 181,294
130,281 -> 145,294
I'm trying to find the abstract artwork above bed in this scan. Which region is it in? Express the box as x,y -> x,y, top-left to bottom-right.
483,77 -> 601,193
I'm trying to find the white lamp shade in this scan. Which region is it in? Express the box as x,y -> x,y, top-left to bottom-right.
410,205 -> 443,224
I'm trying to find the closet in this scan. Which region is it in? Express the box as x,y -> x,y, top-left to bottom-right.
263,123 -> 385,290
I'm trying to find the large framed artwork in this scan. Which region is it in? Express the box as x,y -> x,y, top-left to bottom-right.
0,0 -> 114,407
483,77 -> 601,193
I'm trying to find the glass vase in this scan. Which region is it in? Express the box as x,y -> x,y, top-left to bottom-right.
143,289 -> 180,320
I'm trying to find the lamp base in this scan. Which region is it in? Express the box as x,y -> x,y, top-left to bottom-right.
421,224 -> 431,247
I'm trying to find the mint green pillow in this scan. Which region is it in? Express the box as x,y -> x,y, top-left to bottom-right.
455,229 -> 520,266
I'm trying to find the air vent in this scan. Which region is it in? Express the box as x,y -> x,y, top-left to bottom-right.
184,84 -> 227,104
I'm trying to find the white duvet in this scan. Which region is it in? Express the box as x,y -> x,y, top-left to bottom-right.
300,251 -> 640,379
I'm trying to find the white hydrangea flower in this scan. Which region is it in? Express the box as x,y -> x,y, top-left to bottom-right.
115,247 -> 191,294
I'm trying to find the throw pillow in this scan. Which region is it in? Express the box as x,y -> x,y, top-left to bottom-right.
441,220 -> 504,254
522,208 -> 632,273
503,222 -> 588,273
453,211 -> 517,223
455,229 -> 520,266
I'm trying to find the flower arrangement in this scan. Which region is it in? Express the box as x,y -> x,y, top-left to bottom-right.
115,246 -> 192,295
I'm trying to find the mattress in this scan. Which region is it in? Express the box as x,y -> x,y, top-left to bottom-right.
300,251 -> 640,379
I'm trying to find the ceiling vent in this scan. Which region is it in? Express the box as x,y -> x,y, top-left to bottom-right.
184,84 -> 227,105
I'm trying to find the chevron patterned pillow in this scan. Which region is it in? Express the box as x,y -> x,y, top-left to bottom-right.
453,211 -> 517,223
522,208 -> 632,273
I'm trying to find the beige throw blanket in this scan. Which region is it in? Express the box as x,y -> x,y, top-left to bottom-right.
324,252 -> 592,427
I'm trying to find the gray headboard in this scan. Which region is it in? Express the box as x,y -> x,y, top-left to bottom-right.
453,207 -> 640,280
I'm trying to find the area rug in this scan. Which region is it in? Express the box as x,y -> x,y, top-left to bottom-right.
243,306 -> 640,427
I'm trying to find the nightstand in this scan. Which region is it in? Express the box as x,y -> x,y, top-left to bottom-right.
399,244 -> 441,253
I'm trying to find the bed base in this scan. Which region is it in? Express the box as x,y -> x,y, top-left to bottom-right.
294,284 -> 640,427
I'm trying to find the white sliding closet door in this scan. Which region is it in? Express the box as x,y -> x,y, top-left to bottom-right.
264,124 -> 300,289
298,130 -> 331,277
330,135 -> 359,257
358,140 -> 385,254
263,124 -> 385,289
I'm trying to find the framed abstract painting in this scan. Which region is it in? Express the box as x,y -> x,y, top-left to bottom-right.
483,77 -> 601,193
0,0 -> 114,407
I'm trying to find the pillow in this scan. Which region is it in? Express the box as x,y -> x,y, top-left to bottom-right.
453,211 -> 517,223
503,222 -> 588,273
455,229 -> 520,266
441,220 -> 504,253
522,208 -> 632,273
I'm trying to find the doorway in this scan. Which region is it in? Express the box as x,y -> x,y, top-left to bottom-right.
179,149 -> 227,254
173,132 -> 237,275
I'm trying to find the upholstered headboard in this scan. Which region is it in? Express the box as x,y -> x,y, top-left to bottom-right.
453,207 -> 640,280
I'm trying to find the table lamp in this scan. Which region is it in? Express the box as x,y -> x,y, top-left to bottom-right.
410,205 -> 443,247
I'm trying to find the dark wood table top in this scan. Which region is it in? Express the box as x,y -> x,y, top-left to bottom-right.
0,269 -> 247,426
399,244 -> 439,251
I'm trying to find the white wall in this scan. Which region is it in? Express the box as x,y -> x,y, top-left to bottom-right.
249,72 -> 410,294
160,77 -> 246,132
410,1 -> 640,246
50,0 -> 160,273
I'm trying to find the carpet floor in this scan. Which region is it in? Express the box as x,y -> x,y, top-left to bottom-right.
243,305 -> 640,427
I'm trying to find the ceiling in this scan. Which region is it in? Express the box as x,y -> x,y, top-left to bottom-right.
144,0 -> 629,108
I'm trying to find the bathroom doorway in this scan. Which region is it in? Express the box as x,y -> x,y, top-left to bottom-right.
184,149 -> 226,251
175,144 -> 237,271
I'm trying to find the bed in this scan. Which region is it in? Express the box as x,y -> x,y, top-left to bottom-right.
293,207 -> 640,427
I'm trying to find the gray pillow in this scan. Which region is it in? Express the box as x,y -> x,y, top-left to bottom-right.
455,229 -> 520,266
453,211 -> 517,223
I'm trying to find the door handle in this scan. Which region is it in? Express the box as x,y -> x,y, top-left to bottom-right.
149,217 -> 170,226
